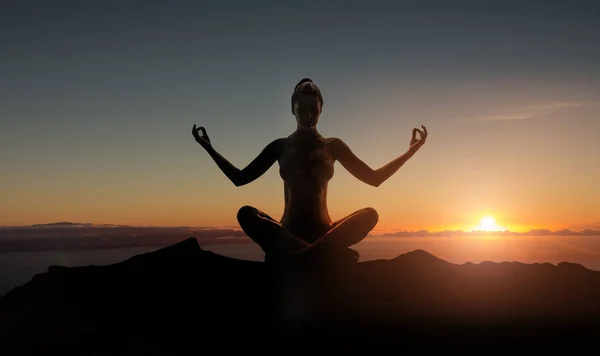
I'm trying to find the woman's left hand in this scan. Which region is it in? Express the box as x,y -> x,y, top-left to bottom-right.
409,125 -> 428,152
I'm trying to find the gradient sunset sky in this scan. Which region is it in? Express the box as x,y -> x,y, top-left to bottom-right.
1,0 -> 598,232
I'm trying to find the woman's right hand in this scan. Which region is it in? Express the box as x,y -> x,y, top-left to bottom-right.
192,124 -> 212,149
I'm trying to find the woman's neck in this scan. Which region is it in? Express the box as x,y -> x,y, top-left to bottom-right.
294,125 -> 320,138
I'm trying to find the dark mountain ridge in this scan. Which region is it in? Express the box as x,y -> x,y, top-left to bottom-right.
1,238 -> 599,354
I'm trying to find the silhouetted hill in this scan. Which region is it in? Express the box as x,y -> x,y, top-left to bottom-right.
1,238 -> 599,354
30,221 -> 92,226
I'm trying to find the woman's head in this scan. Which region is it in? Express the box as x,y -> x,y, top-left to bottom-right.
291,78 -> 323,129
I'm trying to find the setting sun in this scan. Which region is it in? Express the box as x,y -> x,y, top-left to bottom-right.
480,217 -> 497,231
471,216 -> 506,232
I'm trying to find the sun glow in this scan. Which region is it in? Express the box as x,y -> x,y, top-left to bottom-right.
470,216 -> 506,232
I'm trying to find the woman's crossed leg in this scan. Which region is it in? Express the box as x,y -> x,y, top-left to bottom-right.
237,205 -> 378,257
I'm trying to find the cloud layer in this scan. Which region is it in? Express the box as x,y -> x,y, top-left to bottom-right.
0,223 -> 598,252
378,228 -> 600,237
0,224 -> 247,252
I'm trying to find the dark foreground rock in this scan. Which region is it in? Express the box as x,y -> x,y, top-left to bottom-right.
1,237 -> 600,354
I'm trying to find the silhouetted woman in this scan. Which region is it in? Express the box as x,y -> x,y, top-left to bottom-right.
193,78 -> 428,263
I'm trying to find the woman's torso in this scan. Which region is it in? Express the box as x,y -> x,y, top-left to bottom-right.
278,133 -> 335,242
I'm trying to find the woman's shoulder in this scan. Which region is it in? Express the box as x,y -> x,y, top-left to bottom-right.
324,137 -> 347,159
324,137 -> 347,149
260,137 -> 288,158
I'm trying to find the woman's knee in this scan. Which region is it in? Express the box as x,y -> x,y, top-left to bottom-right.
362,207 -> 379,226
237,205 -> 257,225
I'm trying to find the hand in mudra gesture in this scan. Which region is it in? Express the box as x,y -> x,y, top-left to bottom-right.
192,124 -> 212,149
409,125 -> 428,152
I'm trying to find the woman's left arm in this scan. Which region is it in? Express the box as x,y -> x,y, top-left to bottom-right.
332,125 -> 428,187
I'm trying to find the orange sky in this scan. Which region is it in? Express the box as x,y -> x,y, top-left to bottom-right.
2,101 -> 599,232
2,142 -> 598,232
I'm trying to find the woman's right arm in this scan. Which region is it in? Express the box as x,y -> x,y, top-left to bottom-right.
193,125 -> 283,187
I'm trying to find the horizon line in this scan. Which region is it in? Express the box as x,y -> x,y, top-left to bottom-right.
1,222 -> 599,236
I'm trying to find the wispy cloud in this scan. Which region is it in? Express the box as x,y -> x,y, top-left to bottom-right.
467,101 -> 590,121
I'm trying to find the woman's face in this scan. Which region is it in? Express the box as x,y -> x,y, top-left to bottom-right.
293,94 -> 322,128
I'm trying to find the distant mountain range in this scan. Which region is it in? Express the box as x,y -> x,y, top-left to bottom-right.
29,222 -> 131,227
31,222 -> 92,226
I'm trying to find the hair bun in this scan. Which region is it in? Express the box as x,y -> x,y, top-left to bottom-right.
295,78 -> 313,90
291,77 -> 323,111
